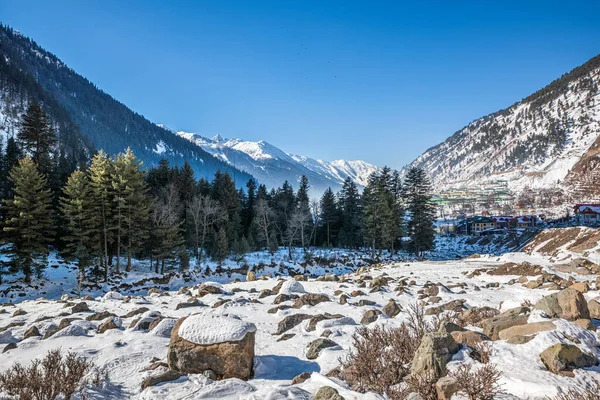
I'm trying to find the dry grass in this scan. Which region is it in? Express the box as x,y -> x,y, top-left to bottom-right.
549,382 -> 600,400
0,349 -> 93,400
450,363 -> 503,400
471,341 -> 493,364
339,324 -> 418,396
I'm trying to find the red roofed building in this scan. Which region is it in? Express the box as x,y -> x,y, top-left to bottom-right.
574,204 -> 600,225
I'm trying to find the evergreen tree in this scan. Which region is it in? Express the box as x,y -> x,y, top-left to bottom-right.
214,227 -> 228,265
60,169 -> 95,274
338,177 -> 362,248
362,172 -> 394,257
296,175 -> 312,249
2,156 -> 54,282
319,188 -> 339,247
17,104 -> 57,175
113,148 -> 149,272
88,151 -> 115,280
0,137 -> 23,199
404,167 -> 436,256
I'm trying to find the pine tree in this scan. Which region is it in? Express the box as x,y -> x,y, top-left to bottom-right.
60,169 -> 95,273
2,156 -> 54,282
296,175 -> 312,249
88,151 -> 115,280
338,177 -> 362,248
319,188 -> 338,247
0,137 -> 23,199
17,104 -> 57,176
362,172 -> 394,257
404,167 -> 436,256
113,148 -> 149,271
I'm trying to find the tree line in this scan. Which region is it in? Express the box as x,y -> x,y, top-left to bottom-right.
0,104 -> 436,283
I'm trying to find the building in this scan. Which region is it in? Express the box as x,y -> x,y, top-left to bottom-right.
574,204 -> 600,225
512,215 -> 538,229
492,216 -> 513,229
455,216 -> 496,235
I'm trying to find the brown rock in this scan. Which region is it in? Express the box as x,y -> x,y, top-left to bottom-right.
360,309 -> 381,325
167,316 -> 255,380
141,370 -> 185,390
382,299 -> 402,318
312,386 -> 345,400
534,288 -> 590,321
540,344 -> 598,375
292,371 -> 311,384
498,321 -> 556,340
450,330 -> 489,347
435,376 -> 459,400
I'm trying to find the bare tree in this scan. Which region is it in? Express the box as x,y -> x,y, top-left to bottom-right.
187,194 -> 226,260
253,198 -> 276,253
309,199 -> 321,246
285,207 -> 311,260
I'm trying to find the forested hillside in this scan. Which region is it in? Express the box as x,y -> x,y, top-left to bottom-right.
406,54 -> 600,200
0,24 -> 252,183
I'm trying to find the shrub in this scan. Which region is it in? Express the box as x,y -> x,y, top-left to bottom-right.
392,371 -> 438,400
471,341 -> 493,364
549,382 -> 600,400
0,349 -> 93,400
339,324 -> 418,396
450,363 -> 503,400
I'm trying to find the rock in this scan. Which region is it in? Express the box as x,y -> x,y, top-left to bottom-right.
574,319 -> 595,331
479,307 -> 529,340
277,333 -> 295,342
405,394 -> 424,400
534,288 -> 589,321
450,330 -> 489,347
203,369 -> 217,380
312,386 -> 345,400
212,299 -> 231,308
23,326 -> 41,339
540,344 -> 598,375
12,309 -> 27,317
276,314 -> 313,335
293,294 -> 330,308
410,331 -> 459,378
71,302 -> 90,313
306,314 -> 345,332
360,310 -> 381,325
2,343 -> 17,353
167,315 -> 256,380
147,288 -> 161,296
436,376 -> 459,400
150,318 -> 178,337
350,290 -> 365,297
356,299 -> 376,307
86,311 -> 116,321
459,307 -> 499,326
58,317 -> 80,330
570,282 -> 590,293
176,299 -> 204,310
292,371 -> 311,384
98,317 -> 121,333
339,294 -> 348,305
306,338 -> 339,360
246,271 -> 256,282
588,299 -> 600,319
273,294 -> 299,304
141,370 -> 185,390
506,334 -> 535,345
498,321 -> 556,340
123,307 -> 149,318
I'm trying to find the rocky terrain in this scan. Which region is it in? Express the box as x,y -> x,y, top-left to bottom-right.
1,228 -> 600,399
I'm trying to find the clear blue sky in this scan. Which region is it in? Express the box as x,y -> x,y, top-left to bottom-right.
2,1 -> 599,169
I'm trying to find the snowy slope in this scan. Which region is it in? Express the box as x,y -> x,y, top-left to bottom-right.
174,131 -> 380,194
405,54 -> 600,198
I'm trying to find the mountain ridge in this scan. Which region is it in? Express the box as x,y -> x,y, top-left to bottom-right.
404,53 -> 600,202
173,130 -> 380,194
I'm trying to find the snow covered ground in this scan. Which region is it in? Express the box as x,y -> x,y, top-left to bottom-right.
1,249 -> 599,399
1,230 -> 599,399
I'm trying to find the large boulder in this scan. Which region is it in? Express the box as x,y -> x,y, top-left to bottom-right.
588,299 -> 600,319
306,338 -> 339,360
479,307 -> 529,340
312,386 -> 345,400
498,321 -> 556,341
540,344 -> 597,375
534,288 -> 589,321
167,314 -> 256,380
410,331 -> 459,378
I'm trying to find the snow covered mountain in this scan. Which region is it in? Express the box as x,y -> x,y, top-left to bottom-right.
405,54 -> 600,201
175,131 -> 380,194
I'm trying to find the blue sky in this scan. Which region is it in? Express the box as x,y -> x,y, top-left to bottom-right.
2,1 -> 600,169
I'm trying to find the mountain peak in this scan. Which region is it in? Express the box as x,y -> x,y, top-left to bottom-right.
211,134 -> 225,143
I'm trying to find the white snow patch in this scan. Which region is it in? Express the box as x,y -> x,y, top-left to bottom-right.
178,314 -> 256,345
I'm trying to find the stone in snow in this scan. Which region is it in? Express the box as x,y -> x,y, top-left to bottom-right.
178,314 -> 256,345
